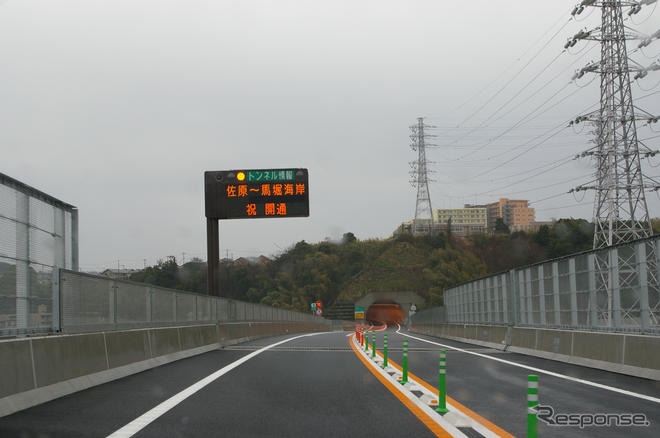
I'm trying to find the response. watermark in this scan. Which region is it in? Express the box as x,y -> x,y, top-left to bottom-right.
536,405 -> 650,429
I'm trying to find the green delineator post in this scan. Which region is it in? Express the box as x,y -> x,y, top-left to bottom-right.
372,333 -> 376,358
382,334 -> 388,368
400,339 -> 408,384
365,331 -> 369,352
527,375 -> 539,438
435,349 -> 449,413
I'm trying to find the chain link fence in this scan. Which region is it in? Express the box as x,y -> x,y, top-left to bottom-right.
423,234 -> 660,334
0,173 -> 78,336
59,270 -> 322,333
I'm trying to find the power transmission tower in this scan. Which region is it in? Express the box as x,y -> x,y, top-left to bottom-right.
568,0 -> 660,329
409,117 -> 436,234
569,0 -> 660,248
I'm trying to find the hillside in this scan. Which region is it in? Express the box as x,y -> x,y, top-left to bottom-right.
127,218 -> 605,312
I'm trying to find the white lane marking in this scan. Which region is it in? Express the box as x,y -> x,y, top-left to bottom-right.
346,333 -> 353,337
107,332 -> 330,438
395,327 -> 660,404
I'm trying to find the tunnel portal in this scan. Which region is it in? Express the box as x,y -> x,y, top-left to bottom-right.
366,301 -> 404,326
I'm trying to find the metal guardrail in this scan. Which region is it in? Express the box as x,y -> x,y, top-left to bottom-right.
414,234 -> 660,334
58,269 -> 324,334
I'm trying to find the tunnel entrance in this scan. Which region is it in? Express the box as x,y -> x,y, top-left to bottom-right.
366,300 -> 404,326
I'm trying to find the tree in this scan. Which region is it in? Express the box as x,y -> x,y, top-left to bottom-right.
533,224 -> 551,247
128,218 -> 605,315
494,218 -> 510,234
445,217 -> 454,247
342,232 -> 357,244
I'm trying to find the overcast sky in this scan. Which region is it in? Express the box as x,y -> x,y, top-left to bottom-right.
2,0 -> 659,271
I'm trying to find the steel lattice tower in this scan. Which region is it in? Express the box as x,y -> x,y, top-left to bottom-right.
409,117 -> 435,234
569,0 -> 660,328
570,1 -> 657,247
593,1 -> 653,248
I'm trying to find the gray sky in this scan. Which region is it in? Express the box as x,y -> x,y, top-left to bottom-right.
2,0 -> 659,271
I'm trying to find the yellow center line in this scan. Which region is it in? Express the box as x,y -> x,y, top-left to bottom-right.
349,335 -> 453,438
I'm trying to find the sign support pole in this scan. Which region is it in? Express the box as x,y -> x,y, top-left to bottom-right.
207,218 -> 220,296
204,168 -> 309,298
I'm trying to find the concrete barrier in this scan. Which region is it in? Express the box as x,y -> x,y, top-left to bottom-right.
0,341 -> 34,399
105,330 -> 151,369
409,322 -> 660,381
31,333 -> 108,388
0,321 -> 329,417
414,323 -> 508,350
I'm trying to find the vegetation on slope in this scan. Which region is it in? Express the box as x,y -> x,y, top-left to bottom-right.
128,218 -> 606,312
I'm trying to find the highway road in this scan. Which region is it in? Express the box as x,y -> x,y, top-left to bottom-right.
0,327 -> 658,437
0,331 -> 437,438
388,326 -> 660,438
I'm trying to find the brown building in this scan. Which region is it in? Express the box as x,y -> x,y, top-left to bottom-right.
485,198 -> 535,232
100,268 -> 141,280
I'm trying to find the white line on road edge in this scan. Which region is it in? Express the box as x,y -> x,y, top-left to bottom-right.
106,332 -> 330,438
395,325 -> 660,404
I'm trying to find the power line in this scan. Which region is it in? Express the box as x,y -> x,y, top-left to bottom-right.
455,81 -> 579,161
640,133 -> 660,141
486,175 -> 587,197
534,203 -> 586,212
433,89 -> 656,151
472,124 -> 570,178
530,192 -> 576,205
474,157 -> 576,197
445,46 -> 603,163
489,42 -> 599,125
458,99 -> 601,180
452,10 -> 573,113
453,50 -> 568,144
455,17 -> 575,128
475,153 -> 577,183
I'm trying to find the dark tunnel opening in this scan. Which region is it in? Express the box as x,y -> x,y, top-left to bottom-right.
366,301 -> 404,326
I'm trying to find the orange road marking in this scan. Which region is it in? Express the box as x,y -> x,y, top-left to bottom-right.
373,349 -> 516,438
349,335 -> 453,438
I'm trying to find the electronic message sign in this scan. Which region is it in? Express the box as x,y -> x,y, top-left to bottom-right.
205,168 -> 309,220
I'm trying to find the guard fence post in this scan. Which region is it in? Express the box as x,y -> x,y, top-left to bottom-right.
527,375 -> 538,438
400,339 -> 408,384
436,349 -> 448,413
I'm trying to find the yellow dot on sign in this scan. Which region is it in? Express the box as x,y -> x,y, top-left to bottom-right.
237,172 -> 245,181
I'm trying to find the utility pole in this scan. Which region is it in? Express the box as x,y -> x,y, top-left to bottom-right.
182,252 -> 186,265
409,117 -> 436,234
568,0 -> 660,328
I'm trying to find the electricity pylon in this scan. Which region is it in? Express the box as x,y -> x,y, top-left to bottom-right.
569,0 -> 660,247
410,117 -> 436,234
568,0 -> 660,329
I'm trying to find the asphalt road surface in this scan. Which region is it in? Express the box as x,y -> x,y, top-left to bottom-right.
387,326 -> 660,438
0,331 -> 437,438
1,328 -> 658,437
